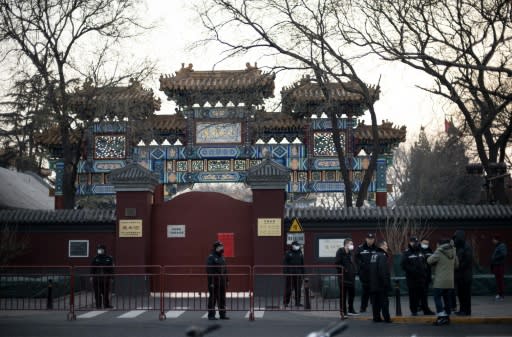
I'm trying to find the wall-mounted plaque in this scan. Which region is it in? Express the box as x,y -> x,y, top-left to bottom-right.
195,122 -> 241,144
68,240 -> 89,258
119,219 -> 143,237
257,218 -> 282,236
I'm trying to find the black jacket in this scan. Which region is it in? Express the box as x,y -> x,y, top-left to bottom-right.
206,251 -> 228,284
491,242 -> 507,266
335,248 -> 356,285
401,244 -> 427,284
369,247 -> 391,292
355,242 -> 376,283
420,246 -> 434,284
91,253 -> 114,275
453,230 -> 473,282
283,248 -> 305,274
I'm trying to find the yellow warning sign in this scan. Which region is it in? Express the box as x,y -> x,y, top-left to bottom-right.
289,218 -> 303,232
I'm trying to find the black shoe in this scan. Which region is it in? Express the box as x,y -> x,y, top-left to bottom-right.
424,310 -> 435,315
384,319 -> 392,323
296,303 -> 303,307
373,318 -> 383,323
433,317 -> 449,326
360,308 -> 367,313
104,305 -> 113,309
208,316 -> 218,320
454,311 -> 469,316
219,316 -> 230,320
411,312 -> 418,316
347,311 -> 360,316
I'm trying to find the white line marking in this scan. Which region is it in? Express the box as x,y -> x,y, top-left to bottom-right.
136,306 -> 153,310
245,310 -> 265,318
202,312 -> 209,319
165,310 -> 185,318
117,310 -> 146,318
77,311 -> 107,319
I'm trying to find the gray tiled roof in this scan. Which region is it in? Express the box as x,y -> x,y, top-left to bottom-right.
0,209 -> 116,225
285,205 -> 512,220
109,163 -> 159,186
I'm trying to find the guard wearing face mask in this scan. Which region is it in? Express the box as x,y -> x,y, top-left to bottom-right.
401,237 -> 434,315
335,238 -> 359,316
206,241 -> 229,320
355,233 -> 377,312
283,240 -> 305,307
91,244 -> 114,309
419,238 -> 434,312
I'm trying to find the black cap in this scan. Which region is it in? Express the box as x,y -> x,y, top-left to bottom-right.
291,240 -> 299,245
97,244 -> 106,250
366,233 -> 375,239
213,240 -> 223,248
410,236 -> 418,243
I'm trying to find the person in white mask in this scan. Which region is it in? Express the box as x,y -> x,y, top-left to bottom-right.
283,241 -> 305,307
335,238 -> 359,316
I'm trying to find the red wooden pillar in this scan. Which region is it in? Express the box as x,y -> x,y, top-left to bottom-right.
109,163 -> 159,266
247,157 -> 290,266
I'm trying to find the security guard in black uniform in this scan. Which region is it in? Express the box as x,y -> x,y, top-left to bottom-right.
283,240 -> 305,307
369,240 -> 392,323
401,236 -> 434,315
206,241 -> 229,320
355,233 -> 376,312
91,244 -> 114,309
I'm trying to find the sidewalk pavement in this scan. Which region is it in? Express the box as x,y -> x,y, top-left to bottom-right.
350,295 -> 512,324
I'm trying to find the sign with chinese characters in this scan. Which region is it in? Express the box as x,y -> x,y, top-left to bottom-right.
119,219 -> 143,237
318,238 -> 345,258
257,218 -> 282,236
286,232 -> 305,245
167,225 -> 186,238
195,122 -> 242,144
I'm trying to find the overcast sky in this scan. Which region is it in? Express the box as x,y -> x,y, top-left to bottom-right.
0,0 -> 452,145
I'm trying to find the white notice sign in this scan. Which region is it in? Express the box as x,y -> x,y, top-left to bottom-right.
318,238 -> 345,258
167,225 -> 186,238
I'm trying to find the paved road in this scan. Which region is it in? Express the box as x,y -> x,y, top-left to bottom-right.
1,309 -> 511,337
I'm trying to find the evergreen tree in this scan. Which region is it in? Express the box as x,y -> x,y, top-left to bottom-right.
399,129 -> 481,205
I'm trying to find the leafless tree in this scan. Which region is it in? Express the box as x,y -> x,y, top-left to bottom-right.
379,216 -> 434,257
0,0 -> 154,208
342,0 -> 512,203
199,0 -> 382,207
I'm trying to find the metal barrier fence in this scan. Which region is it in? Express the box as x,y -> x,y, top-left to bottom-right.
0,265 -> 343,320
0,266 -> 72,311
161,265 -> 252,320
252,265 -> 343,319
72,266 -> 162,316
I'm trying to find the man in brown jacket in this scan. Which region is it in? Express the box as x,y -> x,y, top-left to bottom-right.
427,238 -> 459,326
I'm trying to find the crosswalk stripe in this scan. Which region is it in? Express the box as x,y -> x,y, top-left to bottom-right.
245,310 -> 265,318
165,310 -> 185,318
77,311 -> 107,319
118,310 -> 146,318
201,312 -> 209,319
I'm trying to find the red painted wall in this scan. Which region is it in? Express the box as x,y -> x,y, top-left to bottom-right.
303,227 -> 512,271
13,232 -> 115,266
151,192 -> 253,291
115,190 -> 154,266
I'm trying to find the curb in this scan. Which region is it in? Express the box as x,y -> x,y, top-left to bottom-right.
353,316 -> 512,324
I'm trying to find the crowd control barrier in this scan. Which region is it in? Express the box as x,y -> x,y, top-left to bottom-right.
0,265 -> 344,320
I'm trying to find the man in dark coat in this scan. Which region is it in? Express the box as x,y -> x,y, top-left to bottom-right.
453,230 -> 473,316
91,244 -> 114,309
401,236 -> 435,315
335,238 -> 359,316
206,240 -> 229,320
491,235 -> 507,300
419,238 -> 435,312
355,233 -> 376,312
369,240 -> 392,323
283,240 -> 305,307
